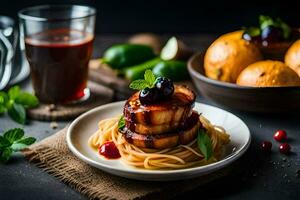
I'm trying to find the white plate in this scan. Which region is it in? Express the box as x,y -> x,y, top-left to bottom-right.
67,101 -> 251,181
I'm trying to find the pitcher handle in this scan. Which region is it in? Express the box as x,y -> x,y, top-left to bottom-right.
0,31 -> 13,90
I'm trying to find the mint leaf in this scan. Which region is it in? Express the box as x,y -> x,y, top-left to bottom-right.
7,86 -> 39,108
0,85 -> 39,123
11,143 -> 28,151
118,115 -> 125,130
277,18 -> 291,39
259,15 -> 274,29
0,136 -> 11,149
0,92 -> 8,114
144,69 -> 156,88
15,92 -> 39,108
244,27 -> 261,37
129,79 -> 149,90
8,86 -> 21,100
3,128 -> 24,144
11,136 -> 36,151
259,15 -> 291,39
16,137 -> 36,145
0,147 -> 13,163
129,70 -> 157,90
197,129 -> 213,160
0,92 -> 8,104
8,103 -> 26,124
0,105 -> 6,114
0,128 -> 36,163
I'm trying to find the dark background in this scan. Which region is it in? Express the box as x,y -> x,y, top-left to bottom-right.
1,0 -> 300,34
1,1 -> 300,200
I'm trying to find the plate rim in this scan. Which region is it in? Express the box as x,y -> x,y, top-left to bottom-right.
66,101 -> 251,175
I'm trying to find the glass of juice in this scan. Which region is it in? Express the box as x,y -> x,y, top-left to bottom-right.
18,5 -> 96,104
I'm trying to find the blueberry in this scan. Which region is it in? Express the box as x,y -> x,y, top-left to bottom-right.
261,26 -> 283,43
139,88 -> 160,105
139,77 -> 174,105
155,77 -> 174,98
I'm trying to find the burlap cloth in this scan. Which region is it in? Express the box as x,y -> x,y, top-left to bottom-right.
22,127 -> 234,200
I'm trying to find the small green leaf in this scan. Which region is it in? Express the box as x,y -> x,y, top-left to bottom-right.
277,18 -> 291,39
3,128 -> 24,143
244,27 -> 261,37
0,91 -> 8,105
0,104 -> 6,114
129,70 -> 158,90
11,143 -> 28,152
197,129 -> 213,160
15,92 -> 39,108
129,79 -> 149,90
144,69 -> 156,87
6,99 -> 14,110
0,147 -> 13,163
11,137 -> 36,151
8,86 -> 21,100
0,86 -> 38,123
8,103 -> 26,124
259,15 -> 291,39
16,137 -> 36,145
0,128 -> 36,164
259,15 -> 274,29
0,92 -> 8,113
118,116 -> 125,130
0,136 -> 11,149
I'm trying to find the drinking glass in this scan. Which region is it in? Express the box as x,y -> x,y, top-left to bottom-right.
18,5 -> 96,104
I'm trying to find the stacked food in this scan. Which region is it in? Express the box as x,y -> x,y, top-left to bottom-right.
123,82 -> 198,149
88,70 -> 230,169
204,15 -> 300,87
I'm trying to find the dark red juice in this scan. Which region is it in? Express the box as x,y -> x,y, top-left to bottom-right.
25,29 -> 94,103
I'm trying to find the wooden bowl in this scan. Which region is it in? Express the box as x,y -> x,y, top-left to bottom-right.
187,52 -> 300,113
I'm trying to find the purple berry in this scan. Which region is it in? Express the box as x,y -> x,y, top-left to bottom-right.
155,77 -> 174,98
139,88 -> 160,105
261,26 -> 283,43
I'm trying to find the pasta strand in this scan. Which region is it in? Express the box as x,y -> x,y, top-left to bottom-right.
88,115 -> 230,169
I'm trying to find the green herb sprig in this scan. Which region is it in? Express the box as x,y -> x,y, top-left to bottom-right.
0,86 -> 39,124
259,15 -> 291,39
129,70 -> 156,90
118,115 -> 125,130
0,128 -> 36,163
197,129 -> 213,160
244,15 -> 291,40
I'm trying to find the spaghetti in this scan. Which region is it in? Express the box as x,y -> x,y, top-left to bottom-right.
88,115 -> 230,170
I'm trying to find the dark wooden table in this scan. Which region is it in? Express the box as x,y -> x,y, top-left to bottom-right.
0,35 -> 299,200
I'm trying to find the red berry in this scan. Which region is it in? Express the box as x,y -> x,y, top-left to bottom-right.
279,143 -> 291,154
99,141 -> 121,159
261,141 -> 272,152
274,130 -> 287,142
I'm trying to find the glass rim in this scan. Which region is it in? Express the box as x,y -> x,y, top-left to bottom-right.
18,5 -> 96,22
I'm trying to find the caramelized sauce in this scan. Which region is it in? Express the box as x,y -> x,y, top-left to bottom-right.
120,112 -> 200,148
124,85 -> 196,133
181,112 -> 200,130
143,110 -> 152,125
145,135 -> 155,148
